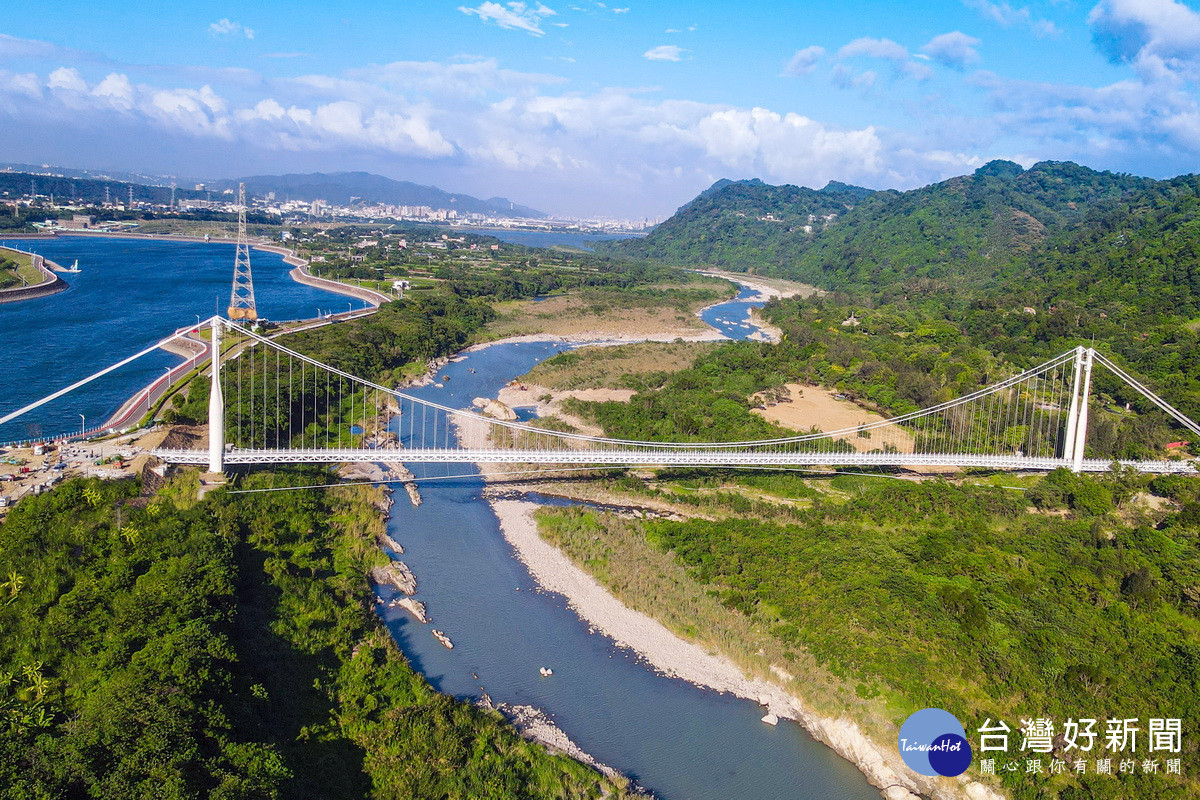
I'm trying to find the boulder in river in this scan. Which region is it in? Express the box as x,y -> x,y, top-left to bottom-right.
369,563 -> 418,595
377,532 -> 404,553
473,397 -> 518,421
390,596 -> 429,623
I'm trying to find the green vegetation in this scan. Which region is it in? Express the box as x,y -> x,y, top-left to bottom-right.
604,178 -> 872,268
0,248 -> 44,290
521,341 -> 716,391
536,470 -> 1200,799
611,161 -> 1151,288
605,161 -> 1200,431
550,292 -> 1191,460
0,472 -> 629,799
282,293 -> 496,385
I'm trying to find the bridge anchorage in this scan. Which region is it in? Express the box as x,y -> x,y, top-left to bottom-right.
147,317 -> 1198,476
1,316 -> 1196,475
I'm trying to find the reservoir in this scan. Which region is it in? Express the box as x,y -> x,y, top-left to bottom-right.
0,236 -> 350,441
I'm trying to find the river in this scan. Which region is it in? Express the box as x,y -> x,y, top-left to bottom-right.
464,228 -> 643,251
0,236 -> 352,442
377,291 -> 880,799
2,236 -> 879,798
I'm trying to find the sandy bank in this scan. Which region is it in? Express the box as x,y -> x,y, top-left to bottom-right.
693,269 -> 824,302
490,498 -> 1004,800
465,328 -> 725,354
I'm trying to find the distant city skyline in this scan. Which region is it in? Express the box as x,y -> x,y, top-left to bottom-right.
0,0 -> 1198,218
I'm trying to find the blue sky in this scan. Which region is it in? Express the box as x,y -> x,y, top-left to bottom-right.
0,1 -> 1198,217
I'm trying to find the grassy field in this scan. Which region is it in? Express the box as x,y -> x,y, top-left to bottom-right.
480,279 -> 734,342
131,218 -> 282,239
519,340 -> 717,390
0,246 -> 46,289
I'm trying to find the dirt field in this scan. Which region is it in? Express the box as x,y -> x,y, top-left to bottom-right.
480,281 -> 732,343
752,384 -> 914,453
520,341 -> 715,390
496,383 -> 634,437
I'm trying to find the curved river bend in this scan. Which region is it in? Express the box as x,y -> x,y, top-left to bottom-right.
379,288 -> 880,800
2,237 -> 878,798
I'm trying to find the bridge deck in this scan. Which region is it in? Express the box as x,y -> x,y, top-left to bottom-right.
153,448 -> 1196,474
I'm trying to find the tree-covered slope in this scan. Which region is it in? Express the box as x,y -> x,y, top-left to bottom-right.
0,474 -> 629,799
614,161 -> 1156,290
1009,173 -> 1200,319
609,178 -> 874,268
791,160 -> 1152,290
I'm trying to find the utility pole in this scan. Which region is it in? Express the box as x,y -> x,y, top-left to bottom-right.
227,183 -> 257,321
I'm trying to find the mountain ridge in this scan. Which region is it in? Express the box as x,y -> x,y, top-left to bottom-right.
213,171 -> 547,219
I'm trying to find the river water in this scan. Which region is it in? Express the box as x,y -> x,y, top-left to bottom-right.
0,237 -> 349,442
3,237 -> 878,798
468,228 -> 643,251
378,293 -> 880,799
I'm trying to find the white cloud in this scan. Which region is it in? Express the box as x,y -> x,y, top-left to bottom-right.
0,70 -> 43,99
1089,0 -> 1200,80
458,2 -> 557,36
91,72 -> 135,109
837,37 -> 910,61
963,0 -> 1058,36
782,45 -> 825,77
613,7 -> 630,13
836,37 -> 933,81
921,31 -> 982,68
11,22 -> 1200,218
644,44 -> 685,61
343,58 -> 565,98
209,18 -> 256,40
47,66 -> 88,93
0,59 -> 987,215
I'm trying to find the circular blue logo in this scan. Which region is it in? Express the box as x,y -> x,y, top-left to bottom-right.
898,708 -> 973,777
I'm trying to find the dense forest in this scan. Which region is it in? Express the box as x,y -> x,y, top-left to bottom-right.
610,161 -> 1155,290
0,472 -> 628,799
537,470 -> 1200,800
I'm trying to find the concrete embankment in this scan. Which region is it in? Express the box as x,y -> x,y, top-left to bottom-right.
288,262 -> 391,307
0,251 -> 68,304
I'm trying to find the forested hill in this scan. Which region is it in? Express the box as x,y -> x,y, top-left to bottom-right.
610,178 -> 875,266
611,161 -> 1159,292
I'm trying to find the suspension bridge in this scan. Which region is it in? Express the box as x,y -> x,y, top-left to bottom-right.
4,314 -> 1195,475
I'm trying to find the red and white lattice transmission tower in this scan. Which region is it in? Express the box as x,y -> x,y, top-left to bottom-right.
227,182 -> 257,321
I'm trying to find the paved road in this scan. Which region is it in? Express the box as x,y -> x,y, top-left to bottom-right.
104,328 -> 211,430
